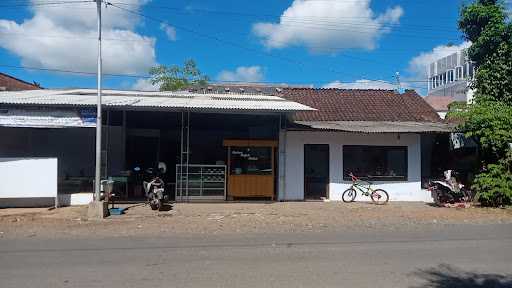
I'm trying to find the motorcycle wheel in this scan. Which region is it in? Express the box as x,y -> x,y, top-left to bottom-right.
432,188 -> 442,206
149,195 -> 161,211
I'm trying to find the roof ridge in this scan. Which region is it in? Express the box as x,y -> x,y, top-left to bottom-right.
0,72 -> 41,89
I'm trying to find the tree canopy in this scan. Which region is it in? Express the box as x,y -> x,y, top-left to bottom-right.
452,0 -> 512,206
149,59 -> 209,91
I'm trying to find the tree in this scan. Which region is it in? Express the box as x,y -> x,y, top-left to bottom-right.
458,0 -> 512,104
451,0 -> 512,206
149,59 -> 209,91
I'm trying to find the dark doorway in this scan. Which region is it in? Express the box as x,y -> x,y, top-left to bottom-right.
304,144 -> 329,199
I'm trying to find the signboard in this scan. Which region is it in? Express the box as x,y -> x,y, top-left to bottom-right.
0,108 -> 96,128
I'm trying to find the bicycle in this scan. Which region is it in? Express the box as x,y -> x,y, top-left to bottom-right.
342,173 -> 389,205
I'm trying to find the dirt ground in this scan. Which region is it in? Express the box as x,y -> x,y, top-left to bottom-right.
0,202 -> 511,239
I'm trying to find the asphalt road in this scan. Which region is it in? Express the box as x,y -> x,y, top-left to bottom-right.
1,224 -> 511,288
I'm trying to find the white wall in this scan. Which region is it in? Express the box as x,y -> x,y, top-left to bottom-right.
280,131 -> 432,202
0,158 -> 57,206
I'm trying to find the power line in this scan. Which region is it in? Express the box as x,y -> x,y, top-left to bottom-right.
107,2 -> 380,81
110,2 -> 461,30
111,2 -> 464,32
0,63 -> 441,85
0,32 -> 154,42
0,0 -> 92,8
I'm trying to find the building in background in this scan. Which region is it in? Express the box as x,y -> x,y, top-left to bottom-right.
424,48 -> 475,118
0,72 -> 41,91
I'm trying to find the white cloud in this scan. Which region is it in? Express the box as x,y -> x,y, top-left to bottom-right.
323,79 -> 396,90
160,23 -> 176,41
0,0 -> 156,75
407,42 -> 471,81
217,66 -> 264,82
252,0 -> 403,52
132,78 -> 159,91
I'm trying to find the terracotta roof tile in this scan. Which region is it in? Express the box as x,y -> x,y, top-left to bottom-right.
0,72 -> 41,91
281,88 -> 441,122
424,95 -> 455,111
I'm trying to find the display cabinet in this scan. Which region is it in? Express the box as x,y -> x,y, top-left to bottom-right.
175,164 -> 226,201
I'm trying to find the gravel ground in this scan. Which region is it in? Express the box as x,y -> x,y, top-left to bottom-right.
0,202 -> 511,239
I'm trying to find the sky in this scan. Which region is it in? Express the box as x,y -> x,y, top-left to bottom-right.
0,0 -> 510,95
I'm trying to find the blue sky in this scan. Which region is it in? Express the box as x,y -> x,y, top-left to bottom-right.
0,0 -> 508,94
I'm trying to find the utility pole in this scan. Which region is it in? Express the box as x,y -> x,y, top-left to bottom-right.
395,72 -> 401,93
94,0 -> 103,201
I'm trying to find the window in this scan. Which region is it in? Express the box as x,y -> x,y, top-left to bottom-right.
343,145 -> 408,181
230,147 -> 272,175
456,66 -> 463,80
468,62 -> 475,78
448,70 -> 454,83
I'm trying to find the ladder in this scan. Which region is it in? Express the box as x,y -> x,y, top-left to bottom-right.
178,111 -> 190,202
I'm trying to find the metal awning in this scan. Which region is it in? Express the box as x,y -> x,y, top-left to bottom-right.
0,107 -> 95,128
293,121 -> 454,133
0,89 -> 315,112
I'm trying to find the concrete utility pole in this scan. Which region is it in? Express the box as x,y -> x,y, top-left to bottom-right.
94,0 -> 103,201
88,0 -> 107,219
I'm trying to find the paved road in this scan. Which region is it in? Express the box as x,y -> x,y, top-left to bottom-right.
1,224 -> 511,288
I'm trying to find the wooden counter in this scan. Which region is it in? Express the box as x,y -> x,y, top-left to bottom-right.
224,139 -> 277,200
228,174 -> 274,199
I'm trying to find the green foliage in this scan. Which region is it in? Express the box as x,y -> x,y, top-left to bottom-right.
472,39 -> 512,104
453,0 -> 512,206
149,59 -> 209,91
472,151 -> 512,207
451,101 -> 512,161
458,0 -> 508,66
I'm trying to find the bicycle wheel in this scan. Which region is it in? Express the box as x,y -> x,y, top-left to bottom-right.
371,189 -> 389,205
342,188 -> 357,202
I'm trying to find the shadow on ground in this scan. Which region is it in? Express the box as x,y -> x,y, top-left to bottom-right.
412,264 -> 512,288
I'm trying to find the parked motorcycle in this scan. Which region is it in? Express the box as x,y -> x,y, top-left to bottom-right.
428,170 -> 472,205
135,162 -> 168,211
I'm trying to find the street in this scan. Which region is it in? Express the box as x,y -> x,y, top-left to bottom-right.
1,224 -> 511,288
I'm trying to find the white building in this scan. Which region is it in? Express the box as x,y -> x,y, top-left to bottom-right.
425,48 -> 475,118
0,88 -> 451,207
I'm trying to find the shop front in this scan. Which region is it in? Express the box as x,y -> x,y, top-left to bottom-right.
76,110 -> 283,202
0,89 -> 314,204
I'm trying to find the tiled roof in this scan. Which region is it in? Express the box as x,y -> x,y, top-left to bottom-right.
424,95 -> 455,111
281,88 -> 441,122
0,72 -> 41,91
189,83 -> 311,95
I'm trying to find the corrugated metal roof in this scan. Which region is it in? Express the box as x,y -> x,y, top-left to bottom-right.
294,121 -> 454,133
0,89 -> 315,112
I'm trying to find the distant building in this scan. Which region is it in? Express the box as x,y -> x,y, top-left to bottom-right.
0,72 -> 41,91
425,48 -> 475,118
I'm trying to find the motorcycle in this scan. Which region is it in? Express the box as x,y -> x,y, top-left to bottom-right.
135,162 -> 168,211
428,170 -> 472,205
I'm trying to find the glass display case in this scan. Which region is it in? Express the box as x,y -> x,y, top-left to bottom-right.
175,164 -> 226,201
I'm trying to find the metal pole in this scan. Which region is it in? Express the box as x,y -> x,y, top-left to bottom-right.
94,0 -> 103,201
179,112 -> 184,202
186,110 -> 190,202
